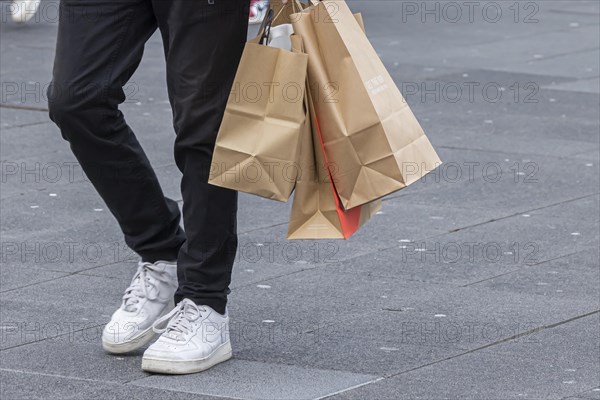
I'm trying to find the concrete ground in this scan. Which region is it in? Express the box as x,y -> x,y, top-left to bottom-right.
1,1 -> 599,399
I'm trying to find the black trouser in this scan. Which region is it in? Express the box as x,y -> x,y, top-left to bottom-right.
48,0 -> 249,314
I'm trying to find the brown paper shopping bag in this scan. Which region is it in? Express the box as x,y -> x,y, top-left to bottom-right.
209,10 -> 309,202
292,1 -> 441,210
287,35 -> 381,240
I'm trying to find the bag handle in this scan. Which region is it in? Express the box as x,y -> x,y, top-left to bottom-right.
272,0 -> 312,24
257,8 -> 275,45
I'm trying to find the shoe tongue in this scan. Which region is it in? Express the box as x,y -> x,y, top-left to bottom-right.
122,268 -> 159,311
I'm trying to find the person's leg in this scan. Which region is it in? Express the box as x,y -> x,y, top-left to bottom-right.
48,0 -> 186,263
47,0 -> 185,353
141,0 -> 249,374
153,0 -> 249,315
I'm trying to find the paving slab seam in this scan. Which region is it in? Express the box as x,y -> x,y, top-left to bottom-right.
314,376 -> 385,400
0,259 -> 137,294
435,144 -> 599,157
322,268 -> 465,289
70,272 -> 129,280
1,121 -> 54,131
459,266 -> 544,288
461,249 -> 590,287
0,367 -> 230,400
125,378 -> 255,400
239,221 -> 289,235
547,8 -> 600,18
561,386 -> 600,400
0,367 -> 118,385
389,25 -> 596,55
525,46 -> 600,63
442,193 -> 599,235
382,192 -> 600,234
0,162 -> 180,202
379,309 -> 600,380
235,227 -> 593,295
192,157 -> 597,240
0,323 -> 105,352
231,265 -> 320,290
0,103 -> 48,112
0,274 -> 70,294
316,330 -> 471,352
305,194 -> 598,283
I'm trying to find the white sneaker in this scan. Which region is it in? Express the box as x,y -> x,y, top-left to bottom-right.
102,261 -> 178,354
141,299 -> 232,374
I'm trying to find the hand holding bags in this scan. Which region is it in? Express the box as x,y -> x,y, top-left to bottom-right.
209,10 -> 309,202
291,1 -> 442,209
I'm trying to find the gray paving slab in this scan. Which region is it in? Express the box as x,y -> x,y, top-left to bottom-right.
388,161 -> 598,219
323,198 -> 599,288
0,262 -> 69,292
232,321 -> 460,376
548,77 -> 600,94
0,121 -> 59,160
237,223 -> 382,265
227,267 -> 445,326
228,263 -> 598,349
79,253 -> 310,292
312,282 -> 598,351
131,359 -> 379,400
0,273 -> 123,349
324,244 -> 521,287
0,336 -> 149,383
237,197 -> 495,265
365,2 -> 600,71
378,22 -> 600,76
412,89 -> 600,150
232,273 -> 598,375
330,314 -> 600,400
470,249 -> 600,301
0,226 -> 135,275
0,369 -> 222,400
417,211 -> 598,266
498,48 -> 600,84
0,107 -> 49,129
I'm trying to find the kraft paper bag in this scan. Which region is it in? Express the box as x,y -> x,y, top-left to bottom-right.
291,1 -> 442,210
287,35 -> 381,240
209,11 -> 309,202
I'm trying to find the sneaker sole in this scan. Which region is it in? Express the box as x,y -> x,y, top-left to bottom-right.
141,341 -> 233,374
102,326 -> 157,354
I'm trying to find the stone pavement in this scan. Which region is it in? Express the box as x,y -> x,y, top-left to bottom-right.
1,1 -> 599,399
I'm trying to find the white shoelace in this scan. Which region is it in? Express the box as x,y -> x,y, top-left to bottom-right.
152,300 -> 207,341
121,262 -> 172,312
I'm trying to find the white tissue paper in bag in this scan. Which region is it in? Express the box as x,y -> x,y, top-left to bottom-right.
268,24 -> 294,51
